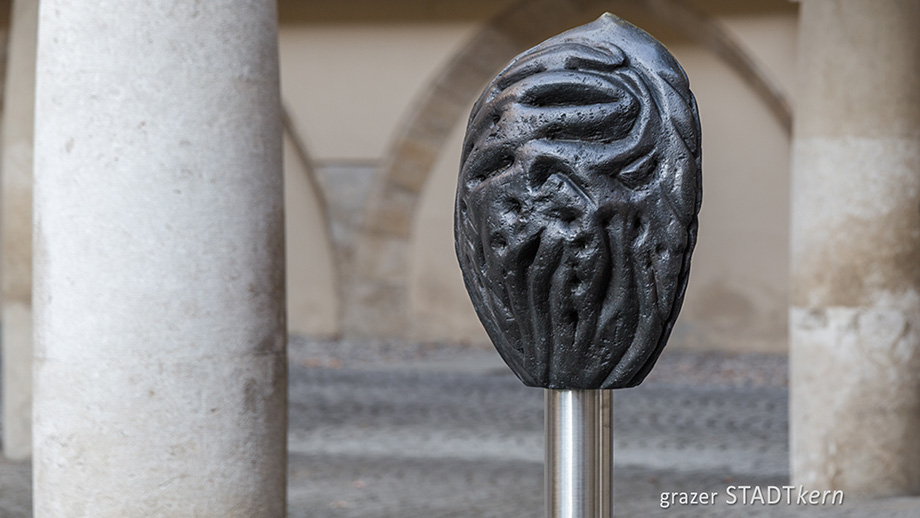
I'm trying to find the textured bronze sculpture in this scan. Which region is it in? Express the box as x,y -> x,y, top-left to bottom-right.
454,13 -> 701,390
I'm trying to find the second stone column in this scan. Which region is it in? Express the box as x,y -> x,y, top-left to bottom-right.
791,0 -> 920,497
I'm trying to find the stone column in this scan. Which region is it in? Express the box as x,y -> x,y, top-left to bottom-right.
791,0 -> 920,497
32,1 -> 287,516
1,0 -> 38,462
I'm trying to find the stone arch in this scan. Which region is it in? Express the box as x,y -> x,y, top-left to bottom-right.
346,0 -> 793,338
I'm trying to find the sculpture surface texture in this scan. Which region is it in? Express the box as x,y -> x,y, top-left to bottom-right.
454,13 -> 701,389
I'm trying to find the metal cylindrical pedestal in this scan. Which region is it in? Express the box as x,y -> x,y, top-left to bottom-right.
546,390 -> 613,518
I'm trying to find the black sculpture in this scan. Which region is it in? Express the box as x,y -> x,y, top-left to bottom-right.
454,13 -> 701,389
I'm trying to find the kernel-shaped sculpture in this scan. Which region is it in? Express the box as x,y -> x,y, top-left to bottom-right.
454,13 -> 701,389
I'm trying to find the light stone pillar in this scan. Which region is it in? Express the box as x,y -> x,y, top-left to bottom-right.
32,1 -> 287,516
790,0 -> 920,497
1,0 -> 38,462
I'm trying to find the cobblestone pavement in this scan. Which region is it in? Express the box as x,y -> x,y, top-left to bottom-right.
2,338 -> 920,517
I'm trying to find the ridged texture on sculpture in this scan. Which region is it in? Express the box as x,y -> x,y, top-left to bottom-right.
454,13 -> 701,389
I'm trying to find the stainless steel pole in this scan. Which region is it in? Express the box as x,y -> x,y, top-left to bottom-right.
546,389 -> 613,518
598,390 -> 613,518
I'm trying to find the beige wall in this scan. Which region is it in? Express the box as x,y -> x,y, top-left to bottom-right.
282,131 -> 339,336
673,6 -> 797,353
408,105 -> 487,344
669,42 -> 792,353
278,23 -> 477,335
279,23 -> 477,161
279,1 -> 799,354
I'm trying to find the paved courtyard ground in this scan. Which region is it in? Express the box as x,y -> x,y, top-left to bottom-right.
2,337 -> 920,517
